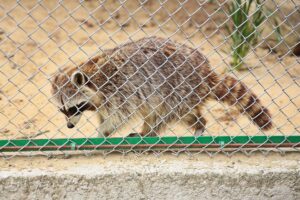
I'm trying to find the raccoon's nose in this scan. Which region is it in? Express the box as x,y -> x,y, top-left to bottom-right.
67,122 -> 75,129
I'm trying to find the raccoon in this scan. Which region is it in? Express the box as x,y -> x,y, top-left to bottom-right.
51,36 -> 272,137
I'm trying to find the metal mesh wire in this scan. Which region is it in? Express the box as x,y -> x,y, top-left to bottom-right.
0,0 -> 299,157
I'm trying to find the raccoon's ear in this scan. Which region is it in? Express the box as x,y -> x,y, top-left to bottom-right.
71,71 -> 86,87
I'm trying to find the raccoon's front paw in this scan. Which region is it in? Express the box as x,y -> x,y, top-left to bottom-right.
97,130 -> 111,137
98,132 -> 106,137
127,132 -> 158,137
127,133 -> 142,137
194,128 -> 205,137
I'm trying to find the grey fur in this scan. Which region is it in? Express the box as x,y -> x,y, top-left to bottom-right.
52,36 -> 272,136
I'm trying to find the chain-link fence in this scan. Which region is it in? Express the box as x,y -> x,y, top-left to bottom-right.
0,0 -> 299,157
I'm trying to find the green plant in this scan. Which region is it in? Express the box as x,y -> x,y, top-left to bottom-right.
226,0 -> 265,70
273,18 -> 283,45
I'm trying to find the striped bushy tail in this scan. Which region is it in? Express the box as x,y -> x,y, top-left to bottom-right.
212,75 -> 272,130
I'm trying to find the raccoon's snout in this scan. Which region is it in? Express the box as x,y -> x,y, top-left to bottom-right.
67,122 -> 75,129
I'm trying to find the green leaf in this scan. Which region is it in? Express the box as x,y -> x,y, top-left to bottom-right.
225,0 -> 265,71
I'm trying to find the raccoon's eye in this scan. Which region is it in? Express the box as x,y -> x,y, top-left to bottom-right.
78,102 -> 90,113
68,102 -> 90,116
68,106 -> 78,116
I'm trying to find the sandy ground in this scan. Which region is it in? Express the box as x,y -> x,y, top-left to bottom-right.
0,0 -> 299,140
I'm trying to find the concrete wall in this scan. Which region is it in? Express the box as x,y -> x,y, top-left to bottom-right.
0,153 -> 299,200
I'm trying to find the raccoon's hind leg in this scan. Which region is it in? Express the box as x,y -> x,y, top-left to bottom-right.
194,116 -> 207,136
182,109 -> 207,136
139,112 -> 166,137
97,123 -> 113,137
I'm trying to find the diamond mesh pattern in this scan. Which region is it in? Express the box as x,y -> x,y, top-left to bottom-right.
0,0 -> 299,157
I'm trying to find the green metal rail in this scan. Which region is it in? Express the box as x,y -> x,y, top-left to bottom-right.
0,136 -> 300,152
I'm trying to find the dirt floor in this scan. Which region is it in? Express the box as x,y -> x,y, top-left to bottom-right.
0,0 -> 299,140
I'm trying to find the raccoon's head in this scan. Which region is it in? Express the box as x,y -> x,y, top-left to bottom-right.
51,69 -> 98,129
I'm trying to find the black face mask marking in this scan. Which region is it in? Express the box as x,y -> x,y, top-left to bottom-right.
60,101 -> 91,117
59,95 -> 68,116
